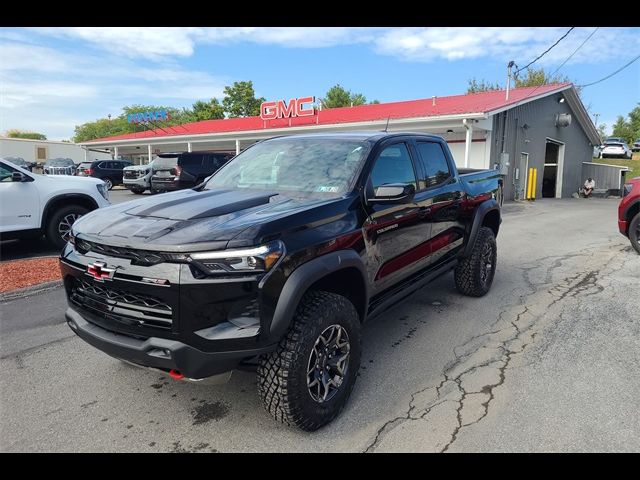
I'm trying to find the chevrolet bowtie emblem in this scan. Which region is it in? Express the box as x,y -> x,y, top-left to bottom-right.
86,261 -> 115,282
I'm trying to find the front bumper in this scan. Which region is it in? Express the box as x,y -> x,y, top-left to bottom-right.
123,177 -> 150,189
151,178 -> 183,191
66,306 -> 274,379
618,218 -> 628,236
60,243 -> 282,380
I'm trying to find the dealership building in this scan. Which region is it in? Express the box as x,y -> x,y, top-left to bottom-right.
82,83 -> 603,200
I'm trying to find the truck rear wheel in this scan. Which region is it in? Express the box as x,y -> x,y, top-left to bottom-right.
257,290 -> 361,431
454,226 -> 497,297
629,213 -> 640,254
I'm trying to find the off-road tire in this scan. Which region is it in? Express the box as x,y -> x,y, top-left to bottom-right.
257,290 -> 361,431
46,205 -> 89,250
629,213 -> 640,255
454,226 -> 497,297
131,187 -> 145,194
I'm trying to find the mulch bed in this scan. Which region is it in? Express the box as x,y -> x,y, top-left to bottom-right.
0,257 -> 62,293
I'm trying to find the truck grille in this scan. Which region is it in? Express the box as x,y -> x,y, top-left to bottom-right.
75,239 -> 165,266
45,166 -> 75,175
70,278 -> 172,329
124,170 -> 144,179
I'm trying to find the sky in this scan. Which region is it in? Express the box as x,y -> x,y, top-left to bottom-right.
1,27 -> 638,141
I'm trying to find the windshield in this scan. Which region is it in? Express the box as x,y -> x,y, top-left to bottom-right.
46,158 -> 74,166
4,157 -> 27,166
153,156 -> 179,169
203,138 -> 369,196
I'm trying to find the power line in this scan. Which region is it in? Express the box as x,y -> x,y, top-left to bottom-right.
515,27 -> 575,74
578,53 -> 640,88
517,27 -> 600,103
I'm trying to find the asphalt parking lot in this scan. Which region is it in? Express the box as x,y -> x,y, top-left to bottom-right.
1,198 -> 638,452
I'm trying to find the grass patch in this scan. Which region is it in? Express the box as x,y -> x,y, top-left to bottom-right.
593,152 -> 640,182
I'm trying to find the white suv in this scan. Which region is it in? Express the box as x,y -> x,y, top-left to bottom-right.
0,158 -> 110,249
123,160 -> 155,194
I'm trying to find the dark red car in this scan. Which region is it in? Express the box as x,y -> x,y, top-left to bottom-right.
618,176 -> 640,254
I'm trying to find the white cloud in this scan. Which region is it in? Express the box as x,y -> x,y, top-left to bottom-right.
0,39 -> 227,139
26,27 -> 380,60
25,26 -> 638,66
372,27 -> 640,65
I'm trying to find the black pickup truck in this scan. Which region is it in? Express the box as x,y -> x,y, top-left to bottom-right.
60,132 -> 502,431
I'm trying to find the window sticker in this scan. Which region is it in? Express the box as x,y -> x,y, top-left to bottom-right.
316,186 -> 340,193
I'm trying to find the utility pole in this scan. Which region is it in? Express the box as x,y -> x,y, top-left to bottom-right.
506,61 -> 515,101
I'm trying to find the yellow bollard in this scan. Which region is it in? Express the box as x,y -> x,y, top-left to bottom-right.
531,168 -> 537,200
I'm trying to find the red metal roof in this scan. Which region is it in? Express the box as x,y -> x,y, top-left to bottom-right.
85,84 -> 570,143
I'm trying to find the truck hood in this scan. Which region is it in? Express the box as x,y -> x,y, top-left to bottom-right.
72,187 -> 350,252
41,174 -> 103,187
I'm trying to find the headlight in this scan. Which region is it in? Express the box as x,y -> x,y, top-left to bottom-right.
96,183 -> 110,201
172,240 -> 285,274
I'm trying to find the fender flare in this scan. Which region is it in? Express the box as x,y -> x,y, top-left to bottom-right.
623,199 -> 640,225
41,194 -> 99,230
269,250 -> 369,339
462,199 -> 501,258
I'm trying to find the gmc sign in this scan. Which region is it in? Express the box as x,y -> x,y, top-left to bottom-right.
260,96 -> 316,121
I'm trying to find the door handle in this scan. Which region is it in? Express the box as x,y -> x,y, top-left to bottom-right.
418,206 -> 432,218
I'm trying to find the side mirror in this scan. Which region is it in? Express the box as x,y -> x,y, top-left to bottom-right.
368,183 -> 415,204
12,172 -> 27,182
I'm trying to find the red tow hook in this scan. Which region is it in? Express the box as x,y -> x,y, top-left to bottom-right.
169,369 -> 184,380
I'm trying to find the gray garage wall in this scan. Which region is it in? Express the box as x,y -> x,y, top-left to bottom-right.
490,92 -> 595,200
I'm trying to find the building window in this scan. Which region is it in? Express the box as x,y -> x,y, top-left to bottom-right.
36,147 -> 47,161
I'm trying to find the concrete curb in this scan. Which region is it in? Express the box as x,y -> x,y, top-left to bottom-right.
0,279 -> 63,303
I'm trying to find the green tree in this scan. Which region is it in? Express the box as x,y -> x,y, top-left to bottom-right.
466,78 -> 502,94
321,84 -> 368,109
514,67 -> 571,88
627,104 -> 640,141
5,129 -> 47,140
190,98 -> 225,121
222,81 -> 265,118
597,123 -> 608,141
73,105 -> 192,142
611,115 -> 635,144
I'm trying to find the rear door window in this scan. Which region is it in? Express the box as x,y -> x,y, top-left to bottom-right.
154,157 -> 179,170
415,142 -> 452,189
179,155 -> 203,168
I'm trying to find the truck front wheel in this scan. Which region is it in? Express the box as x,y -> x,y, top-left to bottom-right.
257,290 -> 361,431
46,205 -> 89,250
454,226 -> 497,297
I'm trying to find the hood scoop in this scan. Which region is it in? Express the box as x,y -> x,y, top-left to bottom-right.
125,188 -> 280,221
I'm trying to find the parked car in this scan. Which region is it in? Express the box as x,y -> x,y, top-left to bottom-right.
60,132 -> 503,430
618,176 -> 640,254
123,160 -> 156,194
44,157 -> 77,176
0,158 -> 110,249
150,151 -> 233,192
79,159 -> 133,190
632,139 -> 640,153
600,141 -> 632,159
3,156 -> 32,172
76,161 -> 94,177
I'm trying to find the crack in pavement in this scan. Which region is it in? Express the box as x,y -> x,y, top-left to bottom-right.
363,248 -> 617,453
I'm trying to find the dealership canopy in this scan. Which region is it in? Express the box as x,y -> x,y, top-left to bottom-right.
81,83 -> 600,173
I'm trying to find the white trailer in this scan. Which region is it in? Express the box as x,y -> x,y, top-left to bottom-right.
0,137 -> 111,165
